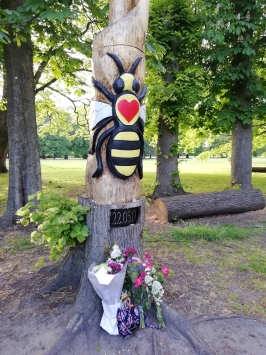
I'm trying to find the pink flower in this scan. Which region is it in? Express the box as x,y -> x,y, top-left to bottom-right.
140,271 -> 146,279
161,267 -> 169,277
124,247 -> 137,257
145,253 -> 152,260
146,262 -> 153,269
134,277 -> 143,288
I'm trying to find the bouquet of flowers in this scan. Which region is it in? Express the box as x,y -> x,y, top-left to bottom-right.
88,244 -> 127,335
126,252 -> 169,329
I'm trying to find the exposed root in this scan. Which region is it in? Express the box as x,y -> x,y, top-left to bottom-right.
0,210 -> 16,229
40,243 -> 85,293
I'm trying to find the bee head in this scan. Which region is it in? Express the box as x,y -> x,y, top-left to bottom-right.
107,53 -> 142,94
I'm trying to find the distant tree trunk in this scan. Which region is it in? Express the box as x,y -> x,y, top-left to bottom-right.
64,155 -> 68,159
230,2 -> 253,190
0,0 -> 41,228
154,112 -> 185,198
0,75 -> 8,173
231,119 -> 252,189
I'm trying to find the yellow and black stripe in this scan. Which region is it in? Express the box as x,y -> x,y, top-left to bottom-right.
111,131 -> 140,177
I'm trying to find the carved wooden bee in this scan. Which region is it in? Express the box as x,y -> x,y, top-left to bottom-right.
89,52 -> 146,179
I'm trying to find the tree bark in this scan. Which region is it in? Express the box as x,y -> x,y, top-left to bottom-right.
85,0 -> 149,204
154,189 -> 265,222
154,113 -> 185,198
0,0 -> 41,228
0,75 -> 8,173
231,119 -> 252,189
230,2 -> 254,190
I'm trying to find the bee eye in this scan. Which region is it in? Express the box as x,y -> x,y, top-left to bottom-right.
113,78 -> 124,93
132,79 -> 140,93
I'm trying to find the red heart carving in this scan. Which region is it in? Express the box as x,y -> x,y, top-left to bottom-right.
117,99 -> 139,122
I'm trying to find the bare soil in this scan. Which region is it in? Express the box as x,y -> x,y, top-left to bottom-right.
1,206 -> 266,355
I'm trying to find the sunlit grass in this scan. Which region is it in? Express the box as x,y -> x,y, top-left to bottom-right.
1,157 -> 266,215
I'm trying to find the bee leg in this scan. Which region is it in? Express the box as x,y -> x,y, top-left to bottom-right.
137,84 -> 147,102
90,116 -> 113,155
92,77 -> 114,102
92,126 -> 113,178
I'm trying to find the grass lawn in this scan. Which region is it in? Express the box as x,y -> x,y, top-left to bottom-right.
1,157 -> 266,215
1,157 -> 266,319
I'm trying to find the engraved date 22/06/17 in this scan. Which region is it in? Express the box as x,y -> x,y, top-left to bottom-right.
110,207 -> 139,227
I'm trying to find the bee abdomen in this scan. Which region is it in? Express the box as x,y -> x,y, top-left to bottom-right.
110,131 -> 140,177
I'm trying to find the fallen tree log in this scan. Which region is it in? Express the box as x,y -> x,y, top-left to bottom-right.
154,189 -> 266,222
252,167 -> 266,173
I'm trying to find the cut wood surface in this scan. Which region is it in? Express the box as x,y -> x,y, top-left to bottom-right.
154,189 -> 266,222
252,167 -> 266,173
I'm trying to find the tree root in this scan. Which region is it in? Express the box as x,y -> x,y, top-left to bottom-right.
40,243 -> 86,293
0,210 -> 16,229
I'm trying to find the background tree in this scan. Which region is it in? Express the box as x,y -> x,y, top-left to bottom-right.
147,0 -> 205,198
0,0 -> 42,227
198,0 -> 266,189
38,134 -> 71,159
0,0 -> 106,227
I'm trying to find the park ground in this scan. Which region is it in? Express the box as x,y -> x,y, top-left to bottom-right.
0,157 -> 266,354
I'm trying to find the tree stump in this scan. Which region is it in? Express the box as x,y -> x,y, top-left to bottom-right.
154,189 -> 266,222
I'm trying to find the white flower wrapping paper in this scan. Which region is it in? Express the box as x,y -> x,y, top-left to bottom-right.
88,262 -> 127,335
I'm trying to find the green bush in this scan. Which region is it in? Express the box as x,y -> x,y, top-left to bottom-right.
16,191 -> 89,260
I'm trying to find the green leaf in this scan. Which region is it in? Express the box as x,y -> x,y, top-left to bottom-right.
36,258 -> 44,267
145,298 -> 151,310
76,234 -> 86,243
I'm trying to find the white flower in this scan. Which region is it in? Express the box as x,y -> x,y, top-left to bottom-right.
151,280 -> 163,296
145,275 -> 154,286
110,244 -> 122,259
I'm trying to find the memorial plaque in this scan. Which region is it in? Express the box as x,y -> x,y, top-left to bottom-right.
110,207 -> 139,227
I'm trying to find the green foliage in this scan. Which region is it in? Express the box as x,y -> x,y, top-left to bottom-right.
143,140 -> 156,157
39,134 -> 71,158
197,0 -> 266,132
16,191 -> 89,260
146,0 -> 205,134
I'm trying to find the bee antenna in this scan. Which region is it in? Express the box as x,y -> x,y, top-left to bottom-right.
129,57 -> 142,74
107,53 -> 125,74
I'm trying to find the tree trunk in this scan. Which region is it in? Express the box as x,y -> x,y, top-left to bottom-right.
0,75 -> 8,173
231,119 -> 252,189
154,189 -> 265,222
85,0 -> 149,204
154,113 -> 185,198
0,0 -> 41,228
